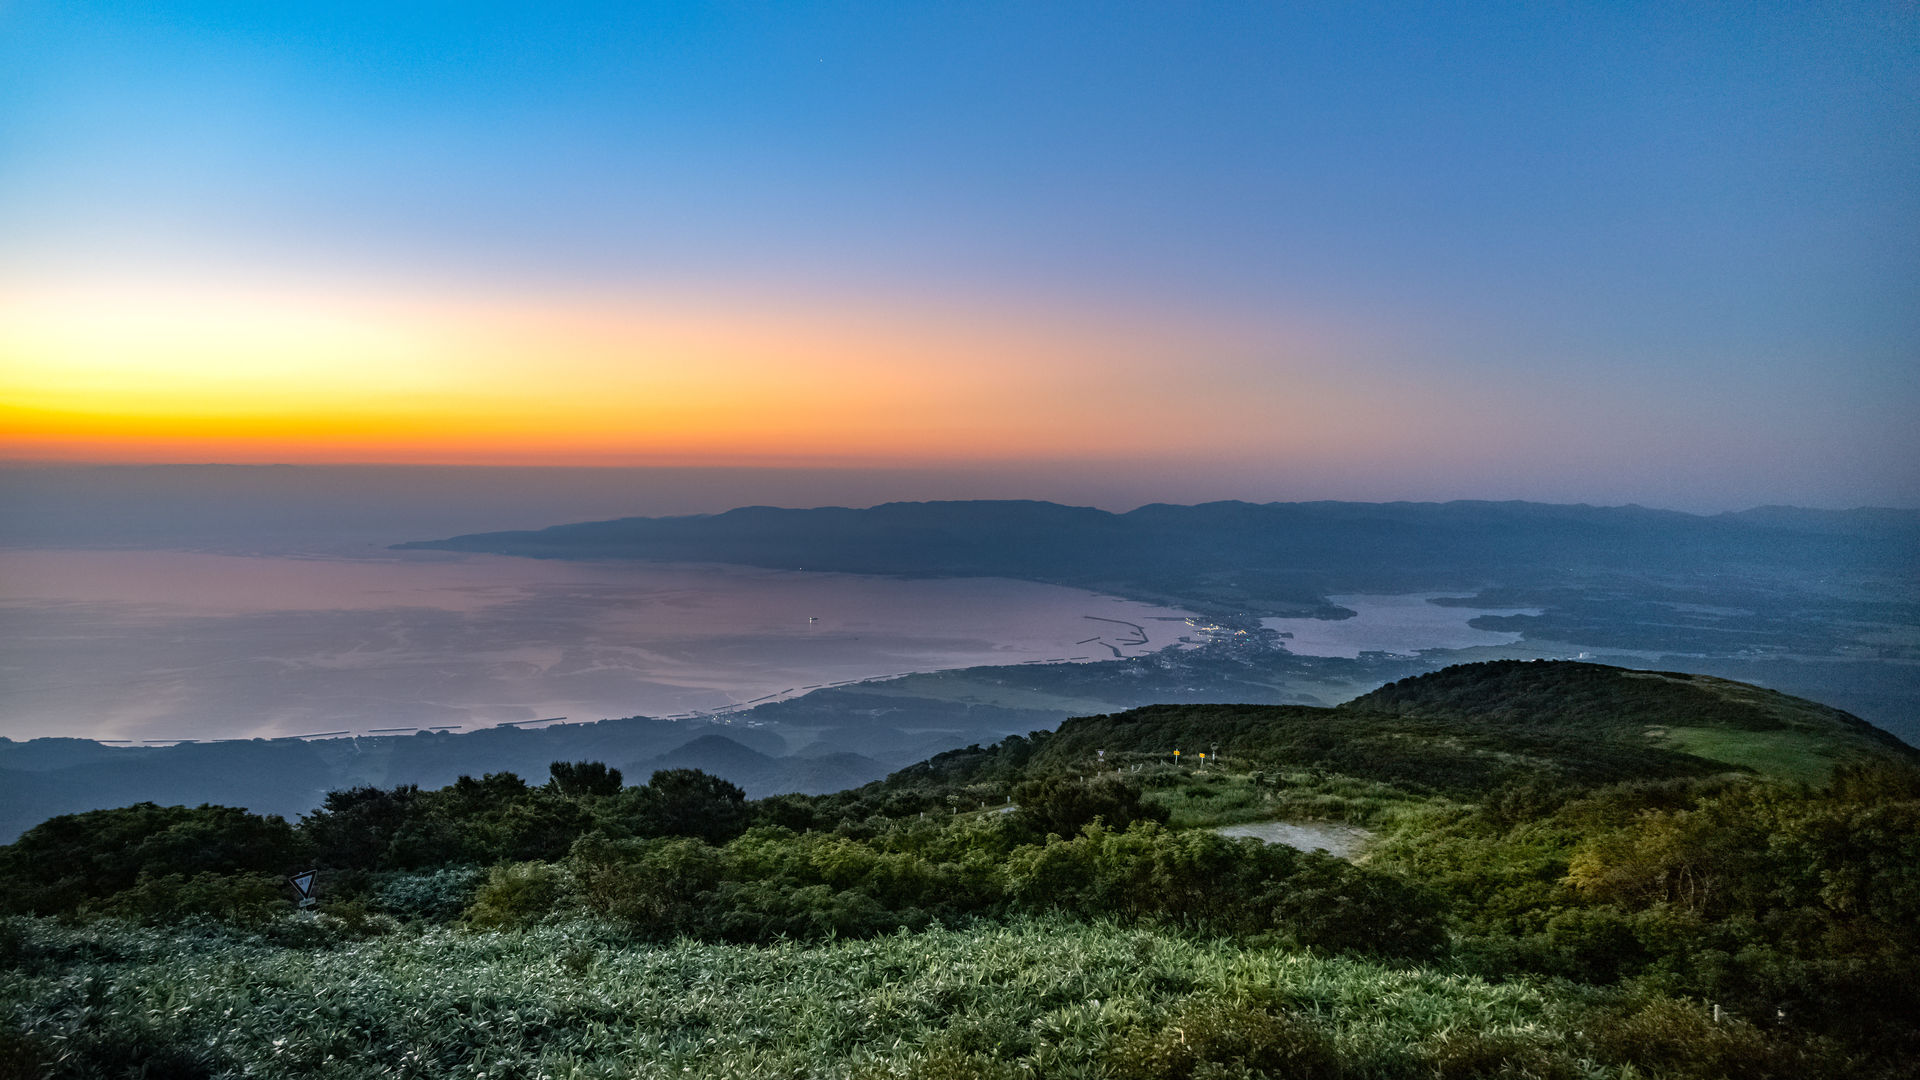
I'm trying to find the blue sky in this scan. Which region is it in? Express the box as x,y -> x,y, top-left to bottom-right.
3,2 -> 1916,508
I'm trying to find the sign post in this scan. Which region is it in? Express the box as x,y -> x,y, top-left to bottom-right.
288,870 -> 318,910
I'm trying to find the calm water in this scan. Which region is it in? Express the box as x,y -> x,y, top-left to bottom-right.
1263,593 -> 1543,658
0,550 -> 1192,741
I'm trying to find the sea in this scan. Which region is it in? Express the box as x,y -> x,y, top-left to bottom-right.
0,548 -> 1190,742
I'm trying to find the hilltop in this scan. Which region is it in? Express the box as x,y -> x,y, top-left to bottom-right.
868,660 -> 1915,801
1349,660 -> 1915,782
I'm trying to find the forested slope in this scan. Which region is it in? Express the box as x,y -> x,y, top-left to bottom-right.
2,662 -> 1915,1079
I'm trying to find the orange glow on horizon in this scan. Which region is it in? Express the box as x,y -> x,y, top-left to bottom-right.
0,274 -> 1404,467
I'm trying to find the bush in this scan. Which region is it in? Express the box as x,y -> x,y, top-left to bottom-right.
568,833 -> 723,931
371,865 -> 486,923
99,872 -> 289,927
1584,997 -> 1843,1080
463,861 -> 565,929
1105,1000 -> 1339,1079
1003,822 -> 1446,957
567,830 -> 955,941
1422,1030 -> 1580,1079
314,898 -> 397,938
1268,854 -> 1449,960
0,1019 -> 49,1078
0,919 -> 29,972
1541,905 -> 1645,982
1012,774 -> 1169,838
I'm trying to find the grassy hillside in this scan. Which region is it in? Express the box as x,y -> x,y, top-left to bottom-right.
1349,661 -> 1910,745
3,662 -> 1915,1079
1347,660 -> 1915,784
1,916 -> 1813,1080
870,661 -> 1912,806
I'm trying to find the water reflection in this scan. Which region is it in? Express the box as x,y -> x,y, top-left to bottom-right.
0,551 -> 1191,741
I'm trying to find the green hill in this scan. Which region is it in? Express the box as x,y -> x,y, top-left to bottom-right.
3,661 -> 1915,1079
871,661 -> 1914,803
1346,660 -> 1916,783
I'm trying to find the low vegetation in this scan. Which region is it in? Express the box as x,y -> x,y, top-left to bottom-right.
1,662 -> 1914,1078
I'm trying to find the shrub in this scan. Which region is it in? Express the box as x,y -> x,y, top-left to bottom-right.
1584,998 -> 1842,1080
568,833 -> 724,931
1266,853 -> 1448,959
1105,999 -> 1339,1079
99,872 -> 288,927
371,865 -> 486,923
1422,1030 -> 1581,1079
463,861 -> 565,929
314,898 -> 397,938
0,918 -> 29,971
0,1019 -> 49,1078
1012,774 -> 1169,838
1541,905 -> 1645,982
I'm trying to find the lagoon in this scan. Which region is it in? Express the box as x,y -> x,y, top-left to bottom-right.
1263,593 -> 1543,659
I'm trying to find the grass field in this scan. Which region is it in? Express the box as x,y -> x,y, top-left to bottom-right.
1141,768 -> 1428,830
1654,726 -> 1844,784
3,914 -> 1639,1080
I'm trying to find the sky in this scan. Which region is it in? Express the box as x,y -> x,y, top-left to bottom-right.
2,1 -> 1916,510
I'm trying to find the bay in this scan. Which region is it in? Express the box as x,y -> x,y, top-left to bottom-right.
0,550 -> 1191,741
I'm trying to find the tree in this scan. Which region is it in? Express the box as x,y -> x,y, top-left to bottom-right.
548,760 -> 623,797
1011,774 -> 1168,839
301,785 -> 421,870
1,803 -> 303,915
618,769 -> 750,844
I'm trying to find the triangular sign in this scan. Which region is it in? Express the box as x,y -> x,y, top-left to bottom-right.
288,871 -> 316,898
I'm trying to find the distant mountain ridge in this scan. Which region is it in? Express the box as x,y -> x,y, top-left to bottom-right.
0,715 -> 898,844
395,498 -> 1919,617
